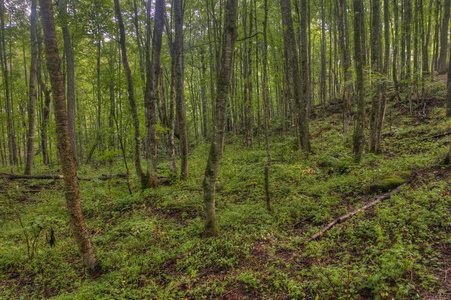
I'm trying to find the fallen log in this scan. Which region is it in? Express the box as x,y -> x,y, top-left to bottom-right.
0,172 -> 129,181
419,131 -> 451,141
308,183 -> 407,242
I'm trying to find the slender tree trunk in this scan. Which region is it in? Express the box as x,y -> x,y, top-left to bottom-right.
96,40 -> 101,149
320,0 -> 327,105
337,0 -> 352,143
200,49 -> 208,139
58,0 -> 77,163
369,0 -> 382,154
353,0 -> 366,163
423,0 -> 433,75
144,0 -> 164,187
114,0 -> 145,185
25,0 -> 38,175
243,0 -> 254,148
439,0 -> 451,74
0,0 -> 18,172
406,0 -> 413,113
281,0 -> 310,152
174,0 -> 189,180
262,0 -> 271,212
447,25 -> 451,116
40,0 -> 100,275
433,1 -> 441,73
393,0 -> 399,94
203,0 -> 238,237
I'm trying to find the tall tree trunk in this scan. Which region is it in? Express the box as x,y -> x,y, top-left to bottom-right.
300,0 -> 310,149
393,0 -> 399,94
405,0 -> 412,113
280,0 -> 310,152
439,0 -> 451,74
114,0 -> 145,186
262,0 -> 271,212
39,0 -> 100,275
200,49 -> 208,139
423,0 -> 433,75
337,0 -> 352,143
243,0 -> 254,148
144,0 -> 164,187
58,0 -> 77,163
96,40 -> 101,150
0,0 -> 18,172
353,0 -> 366,163
25,0 -> 38,175
174,0 -> 189,180
433,0 -> 441,73
369,0 -> 383,154
203,0 -> 238,237
320,0 -> 327,105
447,25 -> 451,116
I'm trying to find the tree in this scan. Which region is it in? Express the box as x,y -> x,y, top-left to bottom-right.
438,0 -> 450,74
202,0 -> 238,237
280,0 -> 310,153
114,0 -> 145,187
25,0 -> 37,175
39,0 -> 100,275
0,0 -> 18,172
336,0 -> 352,142
369,0 -> 383,154
58,0 -> 77,163
144,0 -> 165,186
353,0 -> 366,163
174,0 -> 189,180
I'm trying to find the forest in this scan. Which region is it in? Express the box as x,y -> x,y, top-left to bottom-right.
1,0 -> 451,298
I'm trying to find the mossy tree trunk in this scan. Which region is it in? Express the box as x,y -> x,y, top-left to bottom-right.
438,0 -> 450,74
144,0 -> 165,186
353,0 -> 366,163
25,0 -> 37,175
280,0 -> 310,153
202,0 -> 238,237
174,0 -> 189,181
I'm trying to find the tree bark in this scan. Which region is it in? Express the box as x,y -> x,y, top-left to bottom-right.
337,0 -> 352,143
58,0 -> 77,163
25,0 -> 38,175
369,0 -> 383,154
353,0 -> 366,163
320,0 -> 327,105
438,0 -> 451,74
114,0 -> 145,186
262,0 -> 271,212
280,0 -> 310,152
447,23 -> 451,116
39,0 -> 100,275
0,0 -> 18,172
174,0 -> 189,181
203,0 -> 238,237
423,0 -> 433,75
144,0 -> 164,187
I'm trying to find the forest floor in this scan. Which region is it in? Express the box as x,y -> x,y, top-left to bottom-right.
1,81 -> 451,299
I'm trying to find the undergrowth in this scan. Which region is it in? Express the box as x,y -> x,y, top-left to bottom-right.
1,83 -> 450,299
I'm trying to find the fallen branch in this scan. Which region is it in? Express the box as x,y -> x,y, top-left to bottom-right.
308,183 -> 407,242
420,131 -> 451,141
0,172 -> 129,181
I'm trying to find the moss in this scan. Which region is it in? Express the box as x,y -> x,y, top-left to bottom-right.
370,175 -> 406,193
